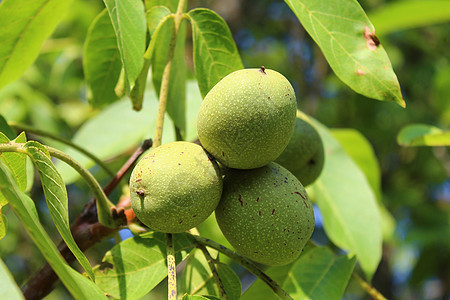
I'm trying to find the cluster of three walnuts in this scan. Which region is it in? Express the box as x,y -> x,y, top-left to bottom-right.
130,67 -> 323,266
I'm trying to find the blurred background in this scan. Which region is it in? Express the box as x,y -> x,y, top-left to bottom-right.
0,0 -> 449,299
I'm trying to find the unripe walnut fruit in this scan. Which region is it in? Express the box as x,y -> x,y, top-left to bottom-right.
130,141 -> 223,233
215,162 -> 315,266
197,67 -> 297,169
275,114 -> 324,186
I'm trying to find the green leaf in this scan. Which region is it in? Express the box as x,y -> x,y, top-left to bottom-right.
0,210 -> 7,241
147,6 -> 172,34
23,141 -> 94,280
55,93 -> 176,184
145,0 -> 178,12
368,0 -> 450,36
397,124 -> 450,147
151,16 -> 187,135
307,115 -> 382,279
0,132 -> 27,207
93,232 -> 194,300
283,247 -> 356,299
187,8 -> 244,98
181,249 -> 241,300
284,0 -> 404,107
84,9 -> 122,107
103,0 -> 146,92
0,0 -> 72,89
0,258 -> 24,300
0,115 -> 15,139
182,295 -> 221,300
0,162 -> 107,300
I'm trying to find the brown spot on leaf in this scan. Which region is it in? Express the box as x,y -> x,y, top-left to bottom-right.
364,26 -> 380,51
356,69 -> 365,76
99,261 -> 114,272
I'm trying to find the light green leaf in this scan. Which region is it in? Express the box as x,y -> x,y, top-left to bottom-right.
0,258 -> 24,300
0,162 -> 107,300
0,210 -> 7,241
55,93 -> 175,184
182,295 -> 221,300
146,6 -> 171,35
283,247 -> 356,299
84,9 -> 122,107
0,0 -> 72,89
23,141 -> 94,280
0,132 -> 27,207
181,249 -> 241,300
145,0 -> 178,12
368,0 -> 450,36
151,16 -> 187,135
103,0 -> 146,92
187,8 -> 244,98
284,0 -> 404,107
94,232 -> 194,300
397,124 -> 450,147
308,115 -> 382,279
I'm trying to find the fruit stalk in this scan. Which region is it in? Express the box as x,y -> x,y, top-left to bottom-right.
190,234 -> 293,300
152,0 -> 186,148
166,233 -> 177,300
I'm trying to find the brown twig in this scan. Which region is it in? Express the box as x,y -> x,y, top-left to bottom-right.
21,139 -> 152,300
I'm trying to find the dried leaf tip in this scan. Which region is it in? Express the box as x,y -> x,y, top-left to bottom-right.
259,66 -> 267,74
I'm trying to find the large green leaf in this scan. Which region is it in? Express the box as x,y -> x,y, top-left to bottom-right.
307,115 -> 382,279
284,0 -> 404,107
145,0 -> 178,12
151,15 -> 187,135
0,258 -> 24,300
181,249 -> 241,300
0,115 -> 15,139
103,0 -> 146,92
397,124 -> 450,147
23,141 -> 94,280
0,210 -> 6,241
0,132 -> 27,207
0,162 -> 106,300
187,8 -> 244,98
283,247 -> 356,299
368,0 -> 450,36
84,9 -> 122,107
0,0 -> 72,89
93,232 -> 194,299
55,93 -> 175,184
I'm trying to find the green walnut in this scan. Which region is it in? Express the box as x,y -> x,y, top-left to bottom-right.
275,114 -> 324,186
197,67 -> 297,169
215,162 -> 314,266
130,141 -> 223,233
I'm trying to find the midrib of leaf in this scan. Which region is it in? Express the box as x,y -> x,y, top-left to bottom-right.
314,180 -> 358,255
286,0 -> 401,102
303,254 -> 335,296
0,0 -> 50,75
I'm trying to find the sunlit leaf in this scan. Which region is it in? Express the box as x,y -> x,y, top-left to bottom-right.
103,0 -> 146,92
284,0 -> 404,107
147,6 -> 172,34
55,93 -> 175,184
0,258 -> 24,300
306,113 -> 382,279
182,295 -> 221,300
0,211 -> 6,241
84,9 -> 122,107
94,232 -> 194,300
145,0 -> 178,12
368,0 -> 450,36
0,0 -> 72,89
283,247 -> 356,299
0,162 -> 107,299
397,124 -> 450,147
23,141 -> 94,280
187,8 -> 244,98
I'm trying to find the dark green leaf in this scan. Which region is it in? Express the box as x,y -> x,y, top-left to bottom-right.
283,247 -> 356,299
187,8 -> 244,98
84,9 -> 122,107
93,231 -> 194,299
284,0 -> 404,107
0,132 -> 27,207
0,115 -> 15,139
307,113 -> 382,279
55,95 -> 176,184
0,0 -> 72,89
368,0 -> 450,36
103,0 -> 146,92
397,124 -> 450,147
23,141 -> 94,280
151,16 -> 187,135
0,162 -> 107,299
0,258 -> 24,300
